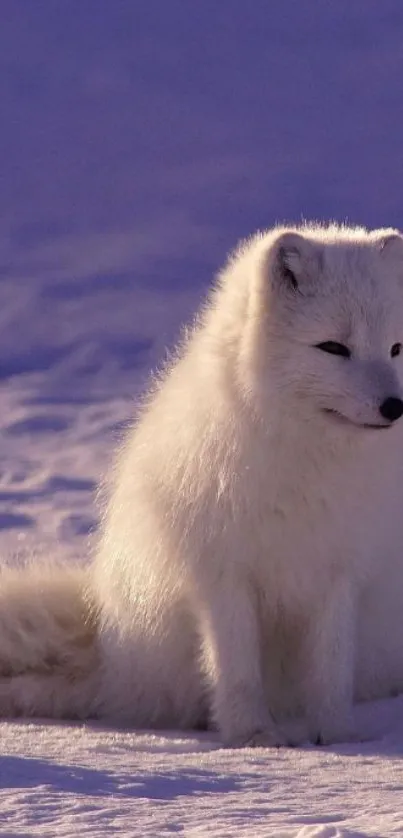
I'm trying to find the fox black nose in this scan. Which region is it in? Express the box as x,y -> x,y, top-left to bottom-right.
379,397 -> 403,422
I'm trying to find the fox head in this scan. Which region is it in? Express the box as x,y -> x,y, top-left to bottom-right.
237,224 -> 403,433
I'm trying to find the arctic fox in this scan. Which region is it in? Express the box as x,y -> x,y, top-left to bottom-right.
3,223 -> 403,747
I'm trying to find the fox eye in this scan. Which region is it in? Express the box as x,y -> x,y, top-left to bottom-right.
391,343 -> 402,358
315,341 -> 351,358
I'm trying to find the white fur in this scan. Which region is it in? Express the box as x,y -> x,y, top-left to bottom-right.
3,223 -> 403,746
0,562 -> 98,718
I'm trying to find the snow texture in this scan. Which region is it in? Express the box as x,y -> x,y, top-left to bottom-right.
1,1 -> 403,834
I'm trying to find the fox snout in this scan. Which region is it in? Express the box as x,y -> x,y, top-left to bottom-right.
379,397 -> 403,423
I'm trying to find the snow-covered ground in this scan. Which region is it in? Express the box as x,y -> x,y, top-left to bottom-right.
1,2 -> 403,835
2,697 -> 403,838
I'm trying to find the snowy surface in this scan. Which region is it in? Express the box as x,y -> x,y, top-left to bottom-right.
2,697 -> 403,838
1,2 -> 403,835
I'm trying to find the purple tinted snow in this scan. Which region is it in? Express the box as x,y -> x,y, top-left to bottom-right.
0,2 -> 403,393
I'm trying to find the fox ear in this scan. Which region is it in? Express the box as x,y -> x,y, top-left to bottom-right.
379,231 -> 403,258
269,230 -> 321,293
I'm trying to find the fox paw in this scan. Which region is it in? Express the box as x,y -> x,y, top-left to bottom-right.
224,725 -> 290,749
312,722 -> 357,746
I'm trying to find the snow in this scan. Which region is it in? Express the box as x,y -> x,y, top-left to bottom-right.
1,1 -> 403,835
2,700 -> 403,837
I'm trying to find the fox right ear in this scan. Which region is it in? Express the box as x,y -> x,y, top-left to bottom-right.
269,231 -> 321,294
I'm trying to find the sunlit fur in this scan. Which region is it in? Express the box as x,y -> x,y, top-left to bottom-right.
3,223 -> 403,746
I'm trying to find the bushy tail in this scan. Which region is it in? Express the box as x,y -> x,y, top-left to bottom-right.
0,562 -> 99,719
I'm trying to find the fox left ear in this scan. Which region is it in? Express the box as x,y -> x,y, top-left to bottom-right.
378,232 -> 403,257
269,230 -> 322,294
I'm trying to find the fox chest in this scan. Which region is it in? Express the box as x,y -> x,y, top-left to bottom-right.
247,465 -> 397,597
